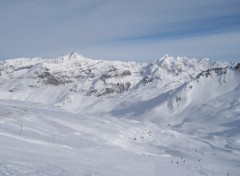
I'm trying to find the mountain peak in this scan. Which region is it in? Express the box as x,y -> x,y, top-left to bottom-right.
154,54 -> 171,65
57,52 -> 87,62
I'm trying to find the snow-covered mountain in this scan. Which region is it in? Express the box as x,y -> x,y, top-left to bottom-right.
0,52 -> 229,105
0,53 -> 239,176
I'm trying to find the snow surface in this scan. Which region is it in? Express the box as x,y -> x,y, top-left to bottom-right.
0,53 -> 239,175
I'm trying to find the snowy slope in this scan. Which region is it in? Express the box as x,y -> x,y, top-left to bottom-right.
0,53 -> 239,175
0,99 -> 239,176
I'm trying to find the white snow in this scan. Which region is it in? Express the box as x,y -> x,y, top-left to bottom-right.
0,53 -> 239,175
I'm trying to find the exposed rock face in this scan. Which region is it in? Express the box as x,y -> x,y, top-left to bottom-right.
235,63 -> 240,71
196,67 -> 228,79
196,63 -> 240,79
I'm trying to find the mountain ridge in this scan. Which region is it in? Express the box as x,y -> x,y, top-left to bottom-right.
0,52 -> 238,110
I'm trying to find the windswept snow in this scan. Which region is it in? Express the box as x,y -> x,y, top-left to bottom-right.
0,53 -> 239,175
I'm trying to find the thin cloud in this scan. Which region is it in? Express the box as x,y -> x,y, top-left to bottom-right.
111,13 -> 240,43
0,0 -> 240,61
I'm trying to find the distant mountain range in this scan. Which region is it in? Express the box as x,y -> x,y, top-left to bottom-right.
0,52 -> 234,104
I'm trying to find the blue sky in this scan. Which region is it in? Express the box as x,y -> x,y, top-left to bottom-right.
0,0 -> 240,61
